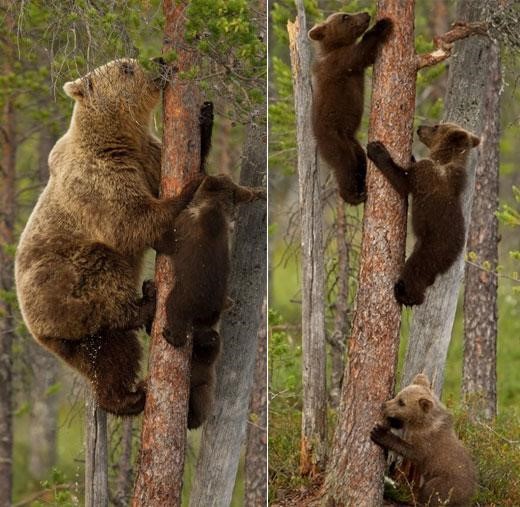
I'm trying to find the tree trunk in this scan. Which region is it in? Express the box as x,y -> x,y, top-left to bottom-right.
329,198 -> 350,408
287,0 -> 327,476
323,1 -> 414,504
402,0 -> 492,396
462,40 -> 501,421
244,299 -> 267,506
84,390 -> 108,507
132,2 -> 201,504
29,130 -> 59,481
112,418 -> 134,507
0,10 -> 16,502
189,114 -> 267,507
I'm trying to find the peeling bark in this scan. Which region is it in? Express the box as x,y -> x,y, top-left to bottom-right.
132,1 -> 201,504
402,0 -> 493,396
288,0 -> 327,476
189,114 -> 267,507
323,1 -> 415,504
462,40 -> 500,421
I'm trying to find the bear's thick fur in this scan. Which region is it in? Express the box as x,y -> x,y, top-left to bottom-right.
367,123 -> 480,305
309,12 -> 392,204
15,59 -> 203,416
371,374 -> 477,507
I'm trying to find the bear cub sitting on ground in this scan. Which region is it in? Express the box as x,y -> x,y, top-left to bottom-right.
309,12 -> 392,204
371,374 -> 477,506
157,102 -> 266,428
367,123 -> 480,305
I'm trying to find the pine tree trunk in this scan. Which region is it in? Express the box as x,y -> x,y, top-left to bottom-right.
323,1 -> 414,504
112,418 -> 134,506
132,2 -> 201,504
84,390 -> 108,507
189,115 -> 267,507
462,40 -> 500,421
244,300 -> 267,506
0,10 -> 16,501
287,0 -> 327,476
402,0 -> 492,396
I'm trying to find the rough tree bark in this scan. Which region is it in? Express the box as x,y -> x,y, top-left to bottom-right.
329,198 -> 350,408
402,0 -> 492,395
287,0 -> 327,476
244,299 -> 267,506
189,114 -> 267,507
84,390 -> 108,507
462,39 -> 501,421
112,418 -> 134,507
0,8 -> 16,503
323,1 -> 414,504
132,1 -> 200,504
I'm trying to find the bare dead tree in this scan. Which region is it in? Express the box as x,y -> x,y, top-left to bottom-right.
189,112 -> 267,507
287,0 -> 327,476
402,0 -> 493,396
462,37 -> 501,421
132,1 -> 201,504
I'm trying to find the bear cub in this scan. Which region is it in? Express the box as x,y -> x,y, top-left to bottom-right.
371,374 -> 477,507
367,123 -> 480,306
309,12 -> 392,204
156,102 -> 266,428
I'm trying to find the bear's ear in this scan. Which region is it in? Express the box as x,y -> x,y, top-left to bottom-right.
412,373 -> 431,389
308,24 -> 326,41
418,397 -> 433,413
470,134 -> 480,147
63,79 -> 85,100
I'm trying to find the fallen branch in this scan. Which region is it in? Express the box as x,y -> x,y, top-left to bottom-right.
417,21 -> 488,69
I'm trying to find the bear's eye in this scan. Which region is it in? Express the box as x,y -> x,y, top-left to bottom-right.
342,14 -> 350,22
398,399 -> 405,407
121,62 -> 134,76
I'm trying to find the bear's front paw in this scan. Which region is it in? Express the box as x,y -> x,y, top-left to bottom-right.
372,18 -> 393,38
142,280 -> 157,302
370,424 -> 390,446
394,279 -> 424,306
253,187 -> 267,200
163,327 -> 188,348
367,141 -> 390,164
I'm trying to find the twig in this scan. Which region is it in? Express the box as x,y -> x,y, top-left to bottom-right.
417,21 -> 489,70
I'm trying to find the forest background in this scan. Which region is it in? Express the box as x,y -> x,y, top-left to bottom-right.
0,0 -> 266,505
268,0 -> 520,504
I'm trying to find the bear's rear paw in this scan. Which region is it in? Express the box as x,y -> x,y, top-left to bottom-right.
340,189 -> 367,205
394,279 -> 424,306
97,382 -> 146,416
142,280 -> 157,302
163,327 -> 188,348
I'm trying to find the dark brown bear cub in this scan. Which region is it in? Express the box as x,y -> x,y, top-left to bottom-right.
367,123 -> 480,306
371,374 -> 477,506
309,12 -> 392,204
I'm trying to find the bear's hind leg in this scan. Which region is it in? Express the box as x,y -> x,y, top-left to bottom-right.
188,327 -> 221,429
39,330 -> 145,416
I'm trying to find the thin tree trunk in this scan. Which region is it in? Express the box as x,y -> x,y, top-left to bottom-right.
189,114 -> 267,507
84,390 -> 108,507
329,198 -> 349,408
462,40 -> 501,421
323,1 -> 414,504
112,418 -> 134,507
29,130 -> 59,481
0,10 -> 16,501
132,2 -> 200,504
287,0 -> 327,476
244,299 -> 267,506
402,0 -> 492,396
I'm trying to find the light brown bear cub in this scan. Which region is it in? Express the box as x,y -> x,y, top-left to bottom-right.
309,12 -> 392,204
371,374 -> 477,506
15,59 -> 203,416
